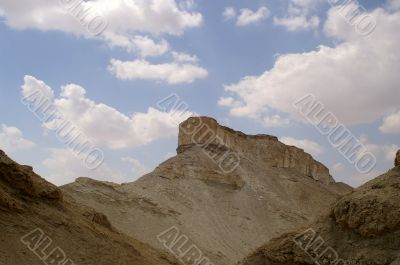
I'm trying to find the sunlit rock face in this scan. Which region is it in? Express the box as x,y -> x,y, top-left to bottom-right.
178,116 -> 334,185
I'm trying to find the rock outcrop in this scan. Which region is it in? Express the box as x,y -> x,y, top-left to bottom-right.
178,117 -> 334,185
0,150 -> 182,265
239,153 -> 400,265
396,150 -> 400,167
62,116 -> 350,265
0,150 -> 62,201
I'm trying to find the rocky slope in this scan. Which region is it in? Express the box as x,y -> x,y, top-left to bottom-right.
0,150 -> 180,265
239,152 -> 400,265
62,116 -> 351,265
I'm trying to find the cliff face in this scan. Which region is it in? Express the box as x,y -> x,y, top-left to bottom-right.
62,116 -> 350,265
178,117 -> 334,185
0,150 -> 181,265
239,151 -> 400,265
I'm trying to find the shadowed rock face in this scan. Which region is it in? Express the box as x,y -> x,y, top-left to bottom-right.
62,116 -> 351,265
396,150 -> 400,167
0,150 -> 62,201
178,117 -> 334,185
239,153 -> 400,265
0,150 -> 182,265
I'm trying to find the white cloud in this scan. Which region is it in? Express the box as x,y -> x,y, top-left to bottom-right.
273,0 -> 320,31
274,15 -> 319,31
0,0 -> 202,51
132,36 -> 170,57
220,7 -> 400,126
218,97 -> 236,107
108,59 -> 208,84
0,124 -> 36,153
237,6 -> 270,26
279,137 -> 324,157
172,51 -> 199,63
121,157 -> 150,177
359,134 -> 398,163
40,148 -> 128,185
22,75 -> 192,150
379,110 -> 400,134
262,115 -> 290,128
223,7 -> 236,21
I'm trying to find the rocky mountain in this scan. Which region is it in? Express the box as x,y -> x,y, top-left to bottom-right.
0,150 -> 180,265
239,152 -> 400,265
62,116 -> 351,265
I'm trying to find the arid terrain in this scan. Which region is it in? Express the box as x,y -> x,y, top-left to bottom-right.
0,117 -> 398,265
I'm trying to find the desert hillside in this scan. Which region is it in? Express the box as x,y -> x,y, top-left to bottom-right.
240,151 -> 400,265
0,150 -> 181,265
62,117 -> 352,265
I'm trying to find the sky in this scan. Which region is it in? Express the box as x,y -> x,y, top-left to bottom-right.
0,0 -> 399,187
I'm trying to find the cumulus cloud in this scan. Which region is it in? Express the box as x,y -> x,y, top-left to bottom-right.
237,6 -> 270,26
0,0 -> 202,51
0,0 -> 203,35
108,59 -> 208,84
0,124 -> 36,153
172,51 -> 199,63
220,7 -> 400,126
379,110 -> 400,134
274,15 -> 319,31
279,137 -> 324,157
359,135 -> 399,163
127,36 -> 170,57
273,0 -> 320,31
22,75 -> 192,150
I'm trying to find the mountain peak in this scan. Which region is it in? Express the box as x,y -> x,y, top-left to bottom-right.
177,116 -> 334,185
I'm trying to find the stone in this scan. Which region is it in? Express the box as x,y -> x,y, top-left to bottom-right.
178,116 -> 334,185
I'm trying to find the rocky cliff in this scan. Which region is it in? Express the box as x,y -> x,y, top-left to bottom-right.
178,117 -> 334,185
240,151 -> 400,265
62,116 -> 350,265
0,150 -> 181,265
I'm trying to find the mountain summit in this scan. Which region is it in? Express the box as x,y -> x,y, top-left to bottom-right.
62,116 -> 350,265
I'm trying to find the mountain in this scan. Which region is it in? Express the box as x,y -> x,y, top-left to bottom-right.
0,150 -> 180,265
62,116 -> 351,265
239,151 -> 400,265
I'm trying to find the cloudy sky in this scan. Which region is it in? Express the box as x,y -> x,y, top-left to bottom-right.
0,0 -> 399,187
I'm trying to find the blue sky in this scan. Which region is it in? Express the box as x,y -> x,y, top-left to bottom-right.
0,0 -> 399,187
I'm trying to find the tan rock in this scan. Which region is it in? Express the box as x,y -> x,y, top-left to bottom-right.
239,163 -> 400,265
0,149 -> 181,265
0,150 -> 62,201
178,117 -> 334,185
62,116 -> 350,265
